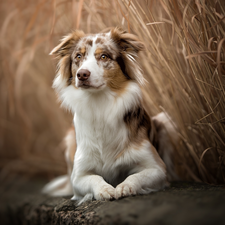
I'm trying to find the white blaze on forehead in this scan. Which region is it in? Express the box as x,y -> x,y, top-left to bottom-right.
87,35 -> 98,58
79,34 -> 100,64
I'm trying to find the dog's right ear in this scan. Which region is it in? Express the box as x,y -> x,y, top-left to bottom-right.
51,30 -> 85,88
50,30 -> 85,58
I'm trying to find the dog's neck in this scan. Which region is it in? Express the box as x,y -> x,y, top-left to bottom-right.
60,80 -> 142,118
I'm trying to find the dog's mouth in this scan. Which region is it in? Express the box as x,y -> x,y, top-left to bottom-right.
77,83 -> 105,89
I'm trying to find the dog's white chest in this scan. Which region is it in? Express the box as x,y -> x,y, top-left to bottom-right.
75,111 -> 126,152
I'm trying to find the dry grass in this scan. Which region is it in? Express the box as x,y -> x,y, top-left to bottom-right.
0,0 -> 224,183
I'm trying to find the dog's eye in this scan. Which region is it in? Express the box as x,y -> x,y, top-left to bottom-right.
75,54 -> 82,60
100,54 -> 108,60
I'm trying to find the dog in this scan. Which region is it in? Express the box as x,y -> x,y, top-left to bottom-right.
42,27 -> 178,204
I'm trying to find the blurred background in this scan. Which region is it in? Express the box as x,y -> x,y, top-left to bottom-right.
0,0 -> 224,184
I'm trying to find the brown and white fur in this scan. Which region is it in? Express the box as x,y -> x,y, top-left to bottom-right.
42,28 -> 178,204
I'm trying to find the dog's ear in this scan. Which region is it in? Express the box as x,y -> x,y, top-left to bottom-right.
50,30 -> 85,58
110,27 -> 146,86
50,30 -> 85,86
111,27 -> 145,53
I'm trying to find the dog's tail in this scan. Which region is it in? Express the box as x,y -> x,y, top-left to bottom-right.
151,112 -> 179,181
42,127 -> 76,196
42,175 -> 73,196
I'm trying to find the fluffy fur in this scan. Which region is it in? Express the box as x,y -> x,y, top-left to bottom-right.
42,28 -> 178,204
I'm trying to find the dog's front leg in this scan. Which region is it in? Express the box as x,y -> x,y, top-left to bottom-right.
115,168 -> 167,199
72,174 -> 115,201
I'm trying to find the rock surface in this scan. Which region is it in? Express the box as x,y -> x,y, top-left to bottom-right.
0,177 -> 225,225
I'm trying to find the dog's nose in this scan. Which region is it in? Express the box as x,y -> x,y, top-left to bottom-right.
77,69 -> 91,81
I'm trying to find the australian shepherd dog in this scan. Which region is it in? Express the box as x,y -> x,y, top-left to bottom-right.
43,27 -> 178,204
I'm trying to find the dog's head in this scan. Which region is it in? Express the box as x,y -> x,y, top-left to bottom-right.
51,27 -> 145,93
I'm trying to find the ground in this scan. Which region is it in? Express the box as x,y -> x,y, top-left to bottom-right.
0,177 -> 225,225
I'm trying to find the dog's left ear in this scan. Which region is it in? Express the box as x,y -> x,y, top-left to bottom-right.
50,30 -> 85,58
110,27 -> 146,85
111,27 -> 145,53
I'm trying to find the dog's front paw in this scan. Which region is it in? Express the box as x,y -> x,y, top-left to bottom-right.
115,181 -> 138,199
94,184 -> 115,201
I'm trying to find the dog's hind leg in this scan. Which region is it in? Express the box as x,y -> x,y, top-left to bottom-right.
152,112 -> 179,181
